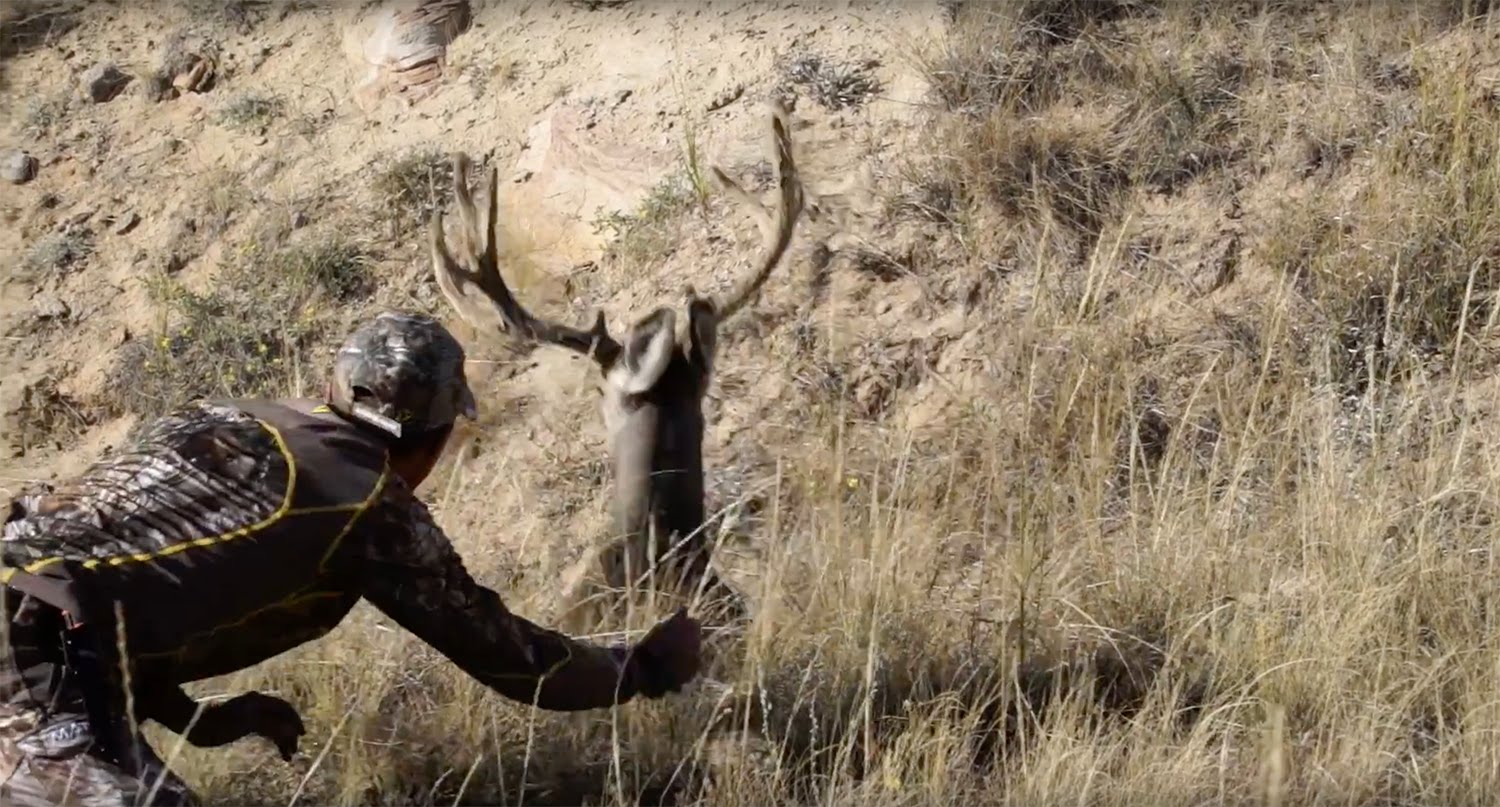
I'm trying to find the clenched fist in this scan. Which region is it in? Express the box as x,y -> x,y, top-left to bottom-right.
623,607 -> 703,699
229,692 -> 306,762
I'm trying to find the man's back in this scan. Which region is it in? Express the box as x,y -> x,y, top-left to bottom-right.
2,398 -> 391,685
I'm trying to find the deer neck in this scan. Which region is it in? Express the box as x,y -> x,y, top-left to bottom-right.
609,409 -> 706,547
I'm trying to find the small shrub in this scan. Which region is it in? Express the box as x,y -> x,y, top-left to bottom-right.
22,94 -> 69,138
1111,49 -> 1246,192
0,0 -> 81,60
593,172 -> 697,265
23,228 -> 94,277
4,375 -> 95,457
371,147 -> 480,232
955,113 -> 1127,238
216,92 -> 283,132
776,52 -> 883,112
110,236 -> 375,419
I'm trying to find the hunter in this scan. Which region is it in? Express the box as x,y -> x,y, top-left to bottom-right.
0,311 -> 703,805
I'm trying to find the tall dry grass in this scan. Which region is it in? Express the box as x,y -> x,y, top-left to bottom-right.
126,2 -> 1500,804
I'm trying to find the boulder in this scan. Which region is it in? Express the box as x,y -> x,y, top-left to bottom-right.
81,62 -> 131,103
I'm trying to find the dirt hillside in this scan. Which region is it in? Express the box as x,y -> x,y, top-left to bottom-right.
11,1 -> 1500,805
1,0 -> 935,482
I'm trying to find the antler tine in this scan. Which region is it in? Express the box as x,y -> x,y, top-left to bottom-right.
429,152 -> 621,367
711,99 -> 806,321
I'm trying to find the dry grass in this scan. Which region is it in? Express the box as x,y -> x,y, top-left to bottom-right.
76,1 -> 1500,804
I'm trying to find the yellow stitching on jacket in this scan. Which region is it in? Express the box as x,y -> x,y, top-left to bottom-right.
139,460 -> 390,662
8,418 -> 298,576
318,462 -> 389,572
136,589 -> 351,662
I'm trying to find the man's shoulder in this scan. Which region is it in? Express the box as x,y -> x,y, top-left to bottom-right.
127,397 -> 333,451
132,397 -> 287,436
365,472 -> 436,530
1,399 -> 305,564
331,471 -> 463,575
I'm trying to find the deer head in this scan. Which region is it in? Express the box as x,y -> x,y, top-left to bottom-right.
429,102 -> 805,624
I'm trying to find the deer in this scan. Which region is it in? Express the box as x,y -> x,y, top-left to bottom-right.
428,101 -> 806,633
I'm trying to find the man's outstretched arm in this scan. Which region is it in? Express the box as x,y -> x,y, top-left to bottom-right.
349,487 -> 697,711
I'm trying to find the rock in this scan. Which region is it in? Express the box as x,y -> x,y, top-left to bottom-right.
2,150 -> 38,184
613,88 -> 633,107
142,73 -> 176,102
32,295 -> 70,321
81,62 -> 131,103
60,209 -> 94,230
171,55 -> 216,94
706,83 -> 745,112
164,252 -> 188,274
290,211 -> 309,229
112,210 -> 140,235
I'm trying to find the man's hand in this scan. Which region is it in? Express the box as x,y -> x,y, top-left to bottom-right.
147,685 -> 307,760
226,692 -> 306,761
624,607 -> 703,698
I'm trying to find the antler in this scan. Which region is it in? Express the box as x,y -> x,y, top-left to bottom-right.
707,99 -> 807,321
429,153 -> 622,367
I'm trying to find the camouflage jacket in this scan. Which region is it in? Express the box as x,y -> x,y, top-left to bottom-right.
0,397 -> 640,725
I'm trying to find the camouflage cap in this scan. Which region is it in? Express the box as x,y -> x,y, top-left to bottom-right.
329,311 -> 478,438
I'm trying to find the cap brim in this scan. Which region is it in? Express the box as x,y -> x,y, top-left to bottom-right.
349,402 -> 404,438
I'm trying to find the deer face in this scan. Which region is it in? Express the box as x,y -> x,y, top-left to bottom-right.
600,301 -> 718,439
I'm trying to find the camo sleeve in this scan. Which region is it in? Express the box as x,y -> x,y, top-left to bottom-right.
349,480 -> 641,712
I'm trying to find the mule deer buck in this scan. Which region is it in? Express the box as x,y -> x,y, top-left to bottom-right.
429,102 -> 806,631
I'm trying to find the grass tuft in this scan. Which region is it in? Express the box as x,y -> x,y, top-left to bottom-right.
109,235 -> 375,420
216,91 -> 283,132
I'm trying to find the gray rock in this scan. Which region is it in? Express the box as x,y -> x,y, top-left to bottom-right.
112,210 -> 140,235
81,62 -> 131,103
2,150 -> 38,184
32,295 -> 70,321
141,73 -> 176,103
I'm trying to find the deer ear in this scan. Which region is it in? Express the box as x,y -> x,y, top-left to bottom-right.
686,296 -> 719,376
615,308 -> 677,394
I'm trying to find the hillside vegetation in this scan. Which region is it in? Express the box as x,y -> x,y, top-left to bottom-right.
9,0 -> 1500,804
